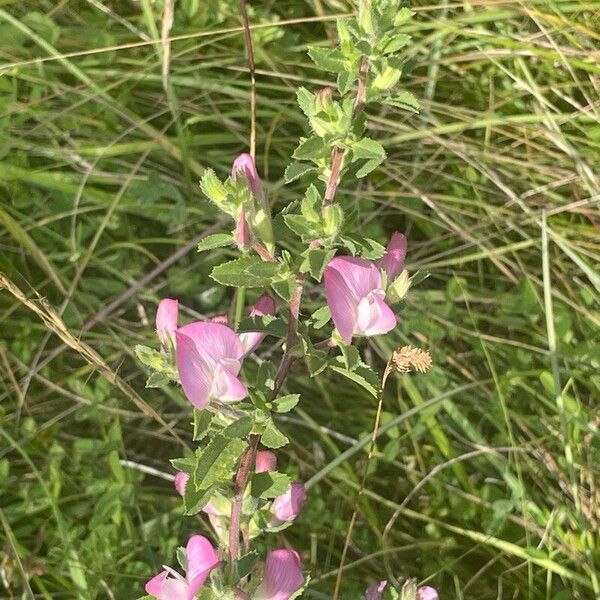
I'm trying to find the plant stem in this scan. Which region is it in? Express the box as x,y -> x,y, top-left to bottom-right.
229,433 -> 260,562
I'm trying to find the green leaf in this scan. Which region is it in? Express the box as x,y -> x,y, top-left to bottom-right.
261,420 -> 289,449
183,482 -> 214,515
135,345 -> 168,371
309,306 -> 331,330
352,137 -> 386,161
293,136 -> 326,161
307,46 -> 345,72
237,315 -> 288,338
210,256 -> 280,287
355,157 -> 385,178
236,552 -> 259,580
381,33 -> 411,55
301,247 -> 336,281
271,394 -> 300,413
145,371 -> 170,388
222,416 -> 253,439
283,213 -> 315,239
284,162 -> 315,183
300,185 -> 322,222
194,435 -> 246,490
250,471 -> 291,498
296,87 -> 314,117
193,410 -> 214,442
337,69 -> 355,95
340,345 -> 360,371
197,233 -> 233,252
383,91 -> 420,112
330,357 -> 381,398
199,169 -> 229,209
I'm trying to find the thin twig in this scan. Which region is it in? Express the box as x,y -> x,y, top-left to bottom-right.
240,0 -> 257,159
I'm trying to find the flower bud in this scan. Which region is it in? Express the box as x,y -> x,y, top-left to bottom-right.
315,86 -> 334,113
401,579 -> 417,600
417,587 -> 438,600
385,269 -> 411,304
271,482 -> 306,526
322,204 -> 343,237
255,450 -> 277,473
174,471 -> 189,496
234,208 -> 251,250
156,298 -> 179,347
232,153 -> 264,202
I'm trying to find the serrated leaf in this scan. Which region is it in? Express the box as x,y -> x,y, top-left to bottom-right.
284,162 -> 315,183
352,137 -> 386,161
356,157 -> 385,178
292,136 -> 325,161
383,91 -> 420,112
271,394 -> 300,413
183,482 -> 214,515
135,344 -> 168,371
193,410 -> 214,442
284,214 -> 315,239
337,69 -> 355,95
306,348 -> 329,376
301,247 -> 335,281
261,420 -> 289,449
381,33 -> 411,55
307,46 -> 345,72
301,185 -> 322,222
237,315 -> 288,338
309,306 -> 331,330
330,357 -> 381,397
296,87 -> 314,117
394,7 -> 415,26
145,371 -> 170,388
199,169 -> 228,206
194,435 -> 246,490
210,256 -> 280,287
197,233 -> 233,252
222,416 -> 253,438
340,345 -> 360,371
170,455 -> 195,472
250,471 -> 291,498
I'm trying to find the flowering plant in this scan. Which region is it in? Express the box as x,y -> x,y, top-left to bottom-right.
136,1 -> 436,598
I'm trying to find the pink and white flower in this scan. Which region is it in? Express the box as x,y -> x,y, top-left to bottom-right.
175,322 -> 247,410
239,295 -> 277,355
145,535 -> 220,600
417,586 -> 439,600
257,549 -> 304,600
365,580 -> 439,600
324,232 -> 407,344
156,298 -> 179,347
271,483 -> 306,526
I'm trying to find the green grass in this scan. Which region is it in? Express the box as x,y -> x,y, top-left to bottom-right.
1,1 -> 599,598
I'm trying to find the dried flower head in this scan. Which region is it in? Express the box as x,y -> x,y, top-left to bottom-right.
390,345 -> 432,374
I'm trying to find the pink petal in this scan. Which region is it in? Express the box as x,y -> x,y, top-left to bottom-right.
271,483 -> 306,525
326,256 -> 382,301
232,153 -> 265,201
145,570 -> 168,597
418,586 -> 439,600
156,299 -> 179,344
239,295 -> 277,355
324,264 -> 358,344
356,293 -> 397,337
365,580 -> 387,600
211,364 -> 247,403
261,549 -> 304,600
175,331 -> 212,410
174,472 -> 189,497
378,232 -> 407,281
255,450 -> 277,473
177,321 -> 244,365
185,535 -> 220,598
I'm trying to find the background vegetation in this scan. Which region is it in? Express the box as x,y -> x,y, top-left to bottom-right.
1,1 -> 599,598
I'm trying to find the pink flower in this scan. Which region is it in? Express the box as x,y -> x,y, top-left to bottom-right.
324,256 -> 396,344
257,549 -> 304,600
174,472 -> 189,496
378,232 -> 407,281
156,299 -> 179,346
239,295 -> 277,355
271,483 -> 306,526
256,450 -> 277,473
365,581 -> 439,600
175,322 -> 247,410
232,153 -> 265,202
418,586 -> 439,600
365,580 -> 387,600
145,535 -> 220,600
